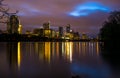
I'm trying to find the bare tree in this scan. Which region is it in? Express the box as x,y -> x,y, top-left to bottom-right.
0,0 -> 18,23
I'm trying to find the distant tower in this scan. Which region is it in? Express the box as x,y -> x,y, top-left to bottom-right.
18,19 -> 22,34
43,21 -> 50,30
66,24 -> 71,33
59,27 -> 63,37
7,15 -> 19,34
82,33 -> 88,39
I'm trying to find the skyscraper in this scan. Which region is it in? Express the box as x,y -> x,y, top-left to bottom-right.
7,15 -> 19,34
66,24 -> 71,33
18,19 -> 22,34
59,27 -> 63,38
43,22 -> 50,30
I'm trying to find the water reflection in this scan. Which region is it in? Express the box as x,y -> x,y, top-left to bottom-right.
7,42 -> 21,70
20,42 -> 100,64
64,42 -> 73,62
2,41 -> 117,78
100,42 -> 120,78
33,42 -> 74,63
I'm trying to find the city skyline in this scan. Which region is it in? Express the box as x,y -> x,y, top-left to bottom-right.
0,0 -> 120,36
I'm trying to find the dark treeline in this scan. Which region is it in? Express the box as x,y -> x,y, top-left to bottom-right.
99,11 -> 120,54
99,11 -> 120,70
100,11 -> 120,42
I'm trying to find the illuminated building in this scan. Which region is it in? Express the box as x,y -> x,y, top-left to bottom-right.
73,32 -> 80,40
18,19 -> 22,34
51,30 -> 56,38
33,22 -> 56,38
64,32 -> 74,40
55,31 -> 59,38
33,28 -> 55,38
18,24 -> 22,34
82,33 -> 88,39
44,29 -> 51,38
44,29 -> 55,38
59,27 -> 63,38
33,28 -> 44,36
26,30 -> 32,35
66,24 -> 71,33
7,15 -> 19,34
64,24 -> 75,40
43,22 -> 50,30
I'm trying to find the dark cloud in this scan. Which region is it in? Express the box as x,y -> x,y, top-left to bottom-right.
1,0 -> 120,35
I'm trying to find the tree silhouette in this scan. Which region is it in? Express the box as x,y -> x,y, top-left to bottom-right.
100,11 -> 120,41
0,0 -> 18,23
99,11 -> 120,54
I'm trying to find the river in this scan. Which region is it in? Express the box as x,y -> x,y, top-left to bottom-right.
0,42 -> 119,78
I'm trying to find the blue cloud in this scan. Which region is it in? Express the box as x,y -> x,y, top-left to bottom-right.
69,2 -> 111,17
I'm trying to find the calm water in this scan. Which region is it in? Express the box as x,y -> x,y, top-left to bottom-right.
0,42 -> 120,78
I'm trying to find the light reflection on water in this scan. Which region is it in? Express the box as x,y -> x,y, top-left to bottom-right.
0,42 -> 119,78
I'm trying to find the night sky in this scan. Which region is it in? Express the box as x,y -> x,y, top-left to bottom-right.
1,0 -> 120,36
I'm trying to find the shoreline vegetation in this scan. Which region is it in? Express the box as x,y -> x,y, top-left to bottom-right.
0,34 -> 99,42
99,11 -> 120,55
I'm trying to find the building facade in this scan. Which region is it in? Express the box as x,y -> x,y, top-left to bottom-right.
66,24 -> 71,33
59,27 -> 63,38
43,22 -> 50,30
7,15 -> 19,34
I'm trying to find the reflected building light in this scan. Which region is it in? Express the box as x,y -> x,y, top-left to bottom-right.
62,42 -> 65,55
96,42 -> 99,56
56,42 -> 59,57
38,42 -> 45,61
51,42 -> 55,57
82,42 -> 86,56
17,42 -> 21,70
76,42 -> 79,53
65,42 -> 73,62
78,42 -> 81,54
88,42 -> 94,56
88,42 -> 92,55
88,42 -> 91,51
66,42 -> 70,56
79,42 -> 83,55
35,42 -> 39,54
45,42 -> 51,63
30,43 -> 32,56
65,42 -> 70,59
70,42 -> 73,62
91,42 -> 94,56
25,43 -> 32,56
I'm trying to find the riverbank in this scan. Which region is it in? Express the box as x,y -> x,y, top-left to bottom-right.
0,34 -> 99,42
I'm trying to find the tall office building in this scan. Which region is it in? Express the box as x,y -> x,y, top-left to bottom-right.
82,33 -> 88,39
18,24 -> 22,34
43,22 -> 50,30
59,27 -> 63,37
66,24 -> 71,33
7,15 -> 19,34
18,19 -> 22,34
